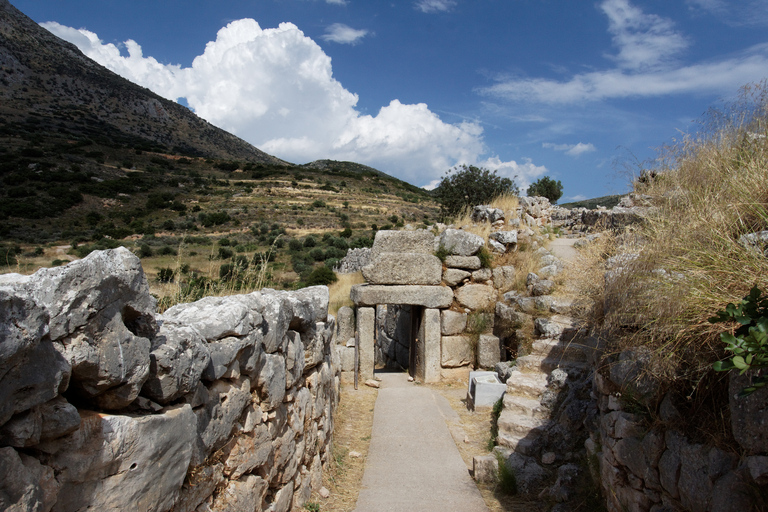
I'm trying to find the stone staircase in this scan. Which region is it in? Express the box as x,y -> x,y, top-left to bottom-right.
496,325 -> 591,457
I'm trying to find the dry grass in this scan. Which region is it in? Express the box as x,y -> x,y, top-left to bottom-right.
590,81 -> 768,389
319,378 -> 377,512
452,193 -> 520,240
328,272 -> 365,316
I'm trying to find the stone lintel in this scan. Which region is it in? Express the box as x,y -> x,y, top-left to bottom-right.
350,284 -> 453,308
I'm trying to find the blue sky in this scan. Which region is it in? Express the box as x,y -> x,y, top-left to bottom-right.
12,0 -> 768,200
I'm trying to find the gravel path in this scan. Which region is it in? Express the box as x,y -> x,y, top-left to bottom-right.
353,372 -> 489,512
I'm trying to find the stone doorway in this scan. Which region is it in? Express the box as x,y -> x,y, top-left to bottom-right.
374,304 -> 425,379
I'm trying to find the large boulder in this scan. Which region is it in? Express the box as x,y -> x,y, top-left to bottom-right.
362,253 -> 442,285
370,229 -> 436,257
162,293 -> 264,343
39,405 -> 196,512
439,229 -> 485,256
455,284 -> 497,310
1,248 -> 157,411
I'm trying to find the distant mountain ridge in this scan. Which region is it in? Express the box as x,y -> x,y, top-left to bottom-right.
0,0 -> 286,164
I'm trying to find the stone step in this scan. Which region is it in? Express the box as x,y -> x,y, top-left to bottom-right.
502,394 -> 549,420
515,354 -> 589,373
505,370 -> 548,399
497,410 -> 551,438
496,432 -> 538,456
530,338 -> 589,361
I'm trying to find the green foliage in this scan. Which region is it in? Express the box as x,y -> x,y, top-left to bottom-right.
306,266 -> 338,286
303,236 -> 317,248
527,175 -> 564,203
434,244 -> 450,262
158,267 -> 175,283
495,452 -> 517,495
477,246 -> 493,269
710,286 -> 768,395
138,243 -> 153,258
304,503 -> 320,512
434,164 -> 518,218
487,396 -> 503,451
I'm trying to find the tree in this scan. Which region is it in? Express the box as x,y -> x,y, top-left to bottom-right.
527,176 -> 563,204
433,165 -> 519,218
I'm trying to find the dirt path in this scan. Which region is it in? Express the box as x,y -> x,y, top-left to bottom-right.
548,237 -> 579,263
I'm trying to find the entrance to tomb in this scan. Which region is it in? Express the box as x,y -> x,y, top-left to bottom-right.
374,304 -> 424,379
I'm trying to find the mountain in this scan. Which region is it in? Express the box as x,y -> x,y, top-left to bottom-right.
0,0 -> 285,164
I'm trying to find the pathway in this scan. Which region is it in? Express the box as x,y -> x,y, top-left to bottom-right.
547,236 -> 579,262
353,372 -> 489,512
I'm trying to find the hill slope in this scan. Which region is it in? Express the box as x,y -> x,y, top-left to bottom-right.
0,0 -> 285,164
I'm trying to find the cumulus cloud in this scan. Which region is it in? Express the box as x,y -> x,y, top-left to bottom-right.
543,142 -> 597,157
42,18 -> 537,187
415,0 -> 457,13
478,0 -> 768,104
321,23 -> 368,44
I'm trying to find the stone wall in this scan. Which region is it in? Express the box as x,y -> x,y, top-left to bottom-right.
0,248 -> 339,512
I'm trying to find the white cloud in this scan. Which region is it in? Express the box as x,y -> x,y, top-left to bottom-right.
686,0 -> 768,26
478,0 -> 768,104
321,23 -> 368,44
567,194 -> 588,201
42,18 -> 537,187
325,0 -> 348,4
601,0 -> 688,70
543,142 -> 597,157
415,0 -> 457,13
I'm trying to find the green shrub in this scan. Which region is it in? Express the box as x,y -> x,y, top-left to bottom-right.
306,266 -> 338,286
477,247 -> 493,269
303,236 -> 317,248
158,267 -> 175,283
217,247 -> 234,260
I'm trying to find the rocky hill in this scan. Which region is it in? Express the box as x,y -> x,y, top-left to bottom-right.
0,0 -> 285,164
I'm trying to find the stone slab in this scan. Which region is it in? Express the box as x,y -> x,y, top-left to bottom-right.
371,230 -> 436,257
362,253 -> 442,285
351,285 -> 453,308
357,308 -> 375,381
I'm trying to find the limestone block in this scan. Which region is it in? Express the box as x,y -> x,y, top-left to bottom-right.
473,454 -> 499,483
211,474 -> 268,512
614,437 -> 647,480
370,229 -> 436,257
224,424 -> 273,479
41,405 -> 196,512
0,406 -> 41,447
472,205 -> 505,224
272,481 -> 295,512
489,239 -> 506,253
492,266 -> 515,291
362,253 -> 442,285
439,229 -> 485,256
256,354 -> 287,410
495,302 -> 531,327
609,347 -> 661,403
443,268 -> 471,286
142,320 -> 211,403
285,330 -> 305,389
490,230 -> 518,246
421,309 -> 442,383
504,452 -> 547,496
202,336 -> 244,382
336,306 -> 355,344
258,292 -> 293,354
193,379 -> 252,465
288,285 -> 330,324
709,471 -> 756,512
0,447 -> 59,512
748,455 -> 768,485
477,334 -> 501,369
472,268 -> 492,282
530,279 -> 555,297
441,336 -> 473,367
441,310 -> 467,336
658,430 -> 684,499
534,316 -> 577,339
455,284 -> 497,310
445,255 -> 482,270
678,442 -> 712,512
357,308 -> 375,381
350,284 -> 454,308
538,264 -> 560,278
39,396 -> 81,442
163,293 -> 263,343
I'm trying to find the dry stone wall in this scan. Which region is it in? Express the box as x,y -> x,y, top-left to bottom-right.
0,248 -> 339,512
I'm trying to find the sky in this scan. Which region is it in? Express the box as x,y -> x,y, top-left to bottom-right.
11,0 -> 768,201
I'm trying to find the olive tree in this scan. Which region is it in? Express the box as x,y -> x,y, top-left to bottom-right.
527,176 -> 563,204
433,165 -> 518,218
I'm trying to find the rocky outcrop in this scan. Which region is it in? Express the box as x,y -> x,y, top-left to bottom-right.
0,249 -> 339,512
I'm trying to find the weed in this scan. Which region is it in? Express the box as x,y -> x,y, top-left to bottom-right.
494,451 -> 517,495
304,502 -> 320,512
487,396 -> 503,450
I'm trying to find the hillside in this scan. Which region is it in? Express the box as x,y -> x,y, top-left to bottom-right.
0,0 -> 439,292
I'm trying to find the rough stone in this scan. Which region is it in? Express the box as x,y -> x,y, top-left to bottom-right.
370,229 -> 436,257
224,424 -> 273,479
350,284 -> 454,308
358,307 -> 376,380
747,455 -> 768,485
472,205 -> 505,224
441,336 -> 473,367
256,354 -> 287,411
42,405 -> 196,512
439,229 -> 485,256
443,268 -> 471,286
492,266 -> 515,291
362,253 -> 443,285
609,347 -> 661,403
0,446 -> 59,512
472,268 -> 492,282
419,309 -> 442,383
39,396 -> 81,442
142,320 -> 211,404
489,239 -> 506,253
530,279 -> 555,297
0,406 -> 41,447
445,255 -> 482,270
477,334 -> 500,369
455,284 -> 496,310
490,230 -> 518,246
473,454 -> 498,483
211,474 -> 268,512
162,293 -> 263,343
504,452 -> 548,496
336,306 -> 355,345
729,370 -> 768,454
441,310 -> 468,336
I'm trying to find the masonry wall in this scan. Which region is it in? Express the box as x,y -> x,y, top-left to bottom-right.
0,248 -> 339,512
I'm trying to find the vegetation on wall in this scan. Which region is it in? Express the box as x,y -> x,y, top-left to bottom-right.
433,165 -> 519,218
